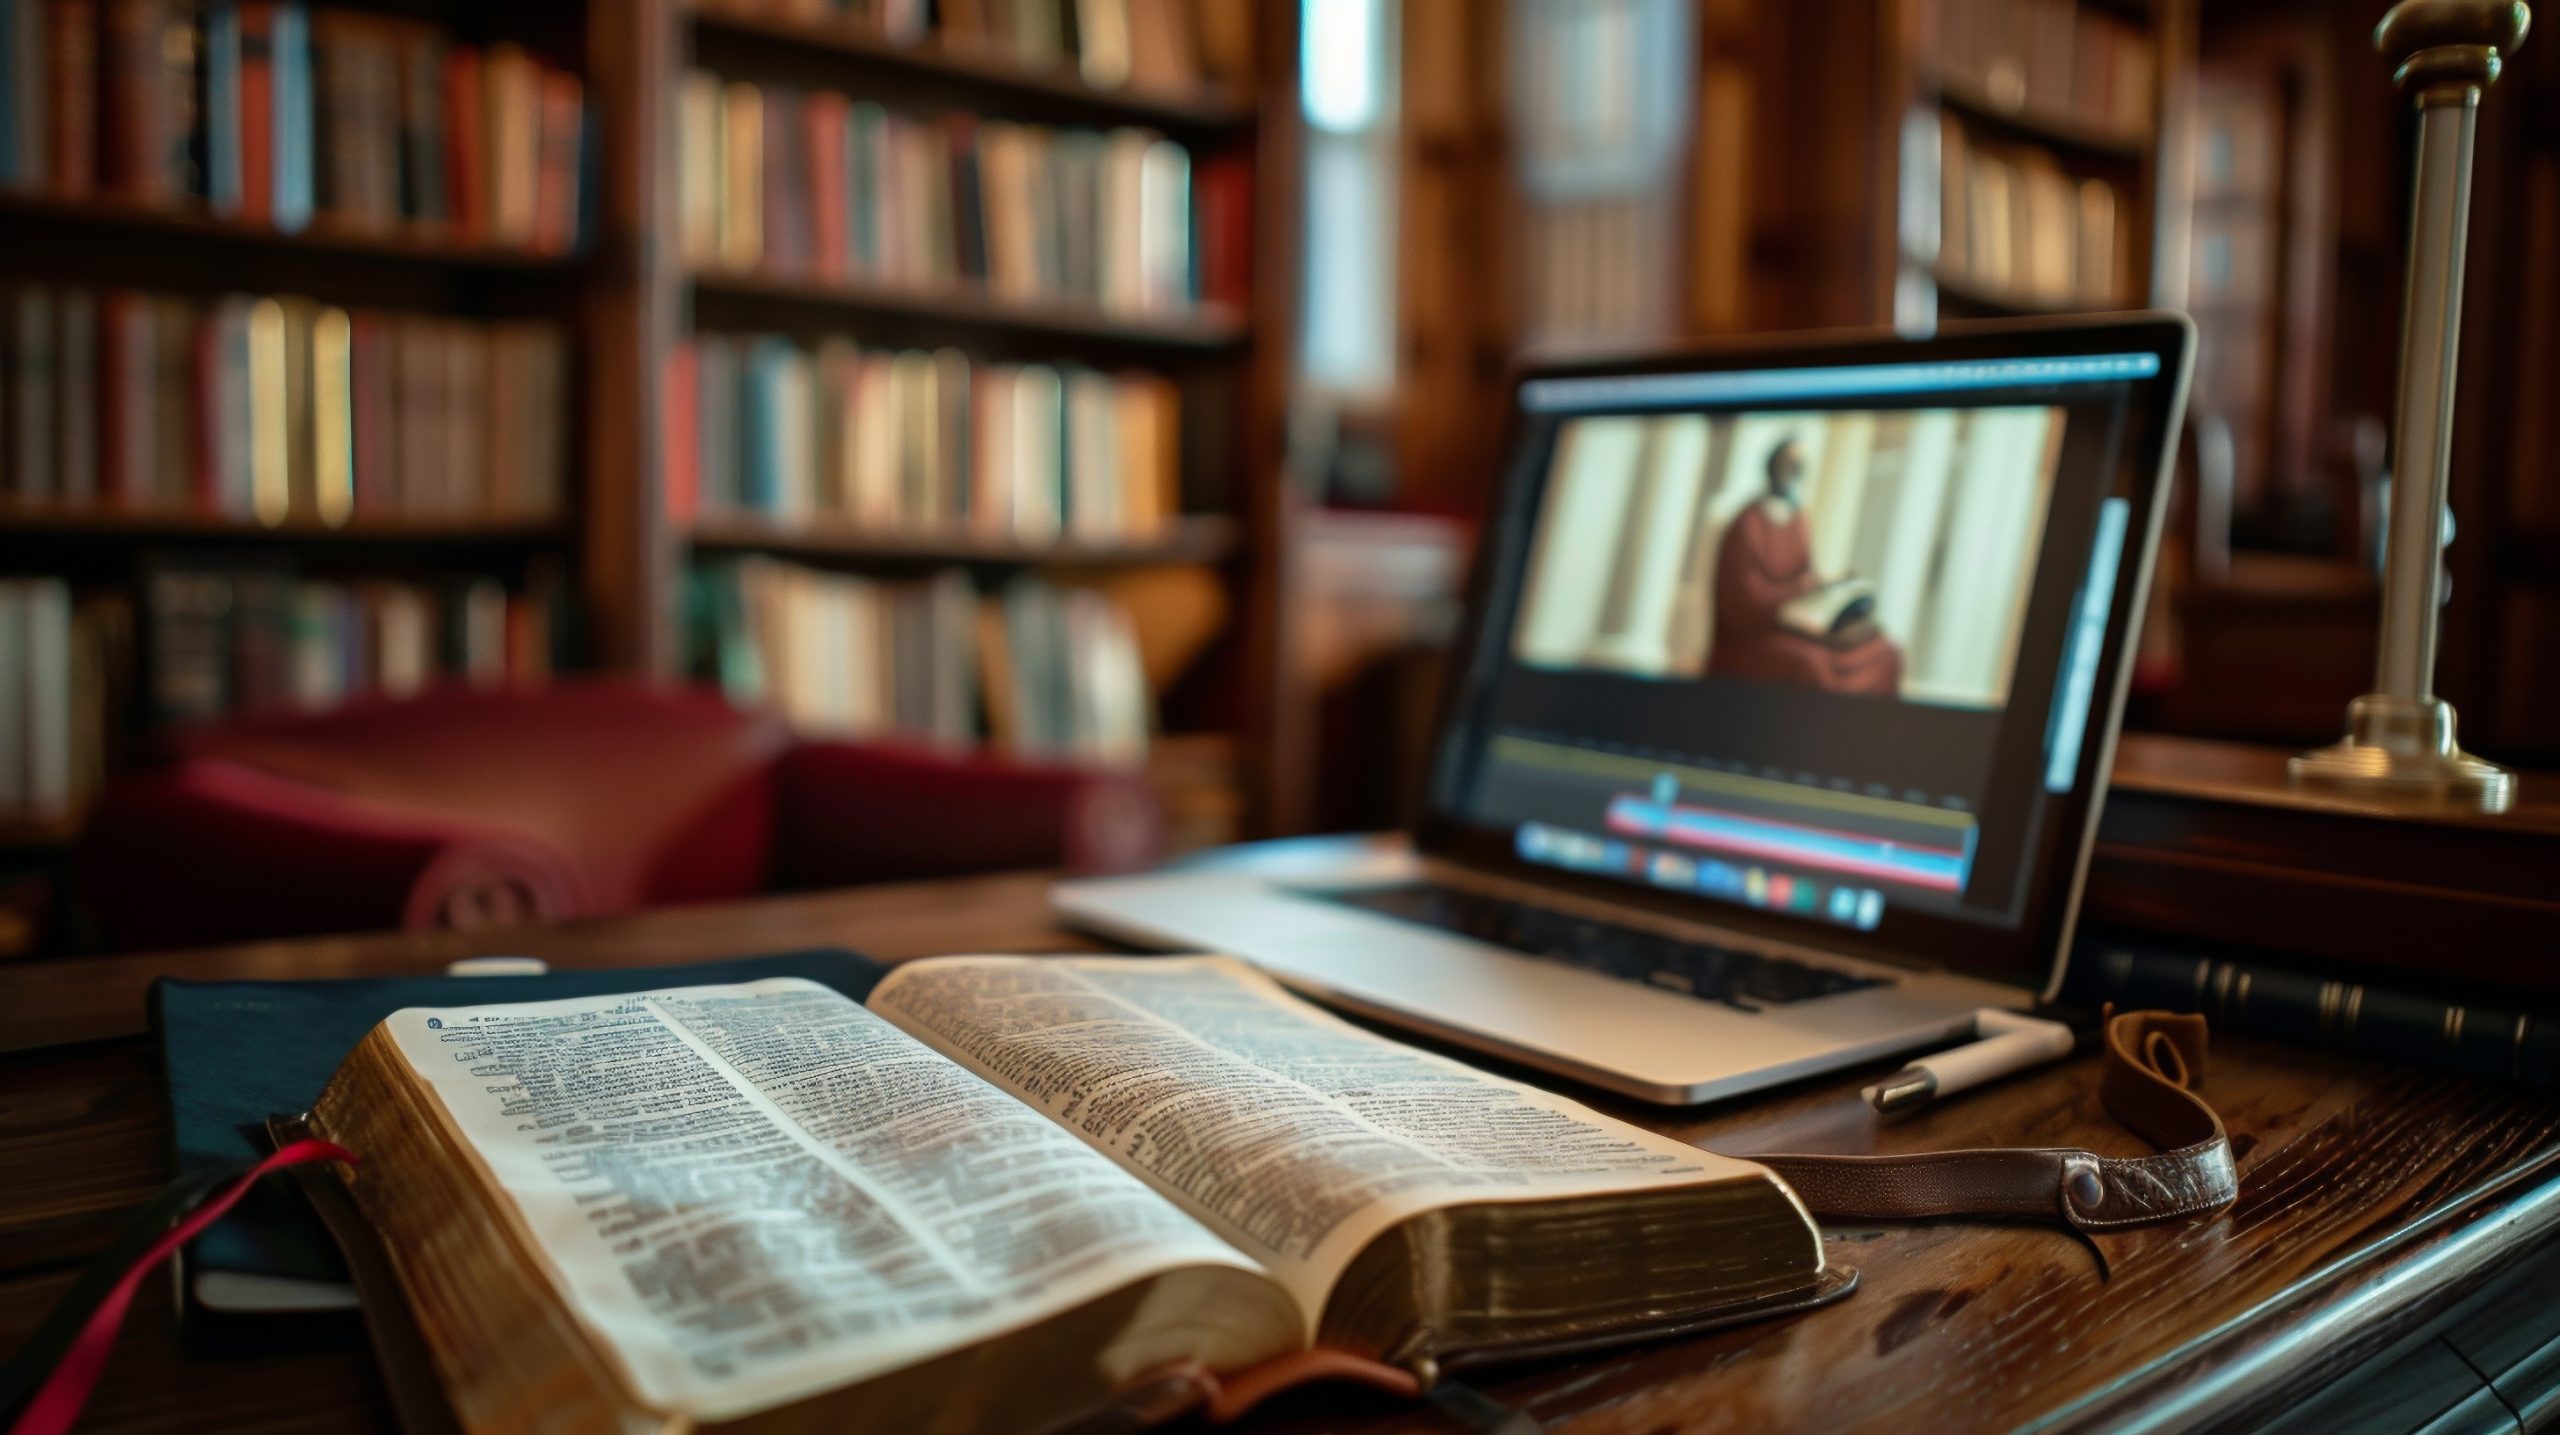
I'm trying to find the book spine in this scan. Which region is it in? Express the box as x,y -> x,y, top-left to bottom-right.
150,295 -> 189,506
2067,938 -> 2560,1089
663,339 -> 698,525
8,0 -> 49,189
347,308 -> 386,515
532,68 -> 581,256
94,288 -> 150,506
439,45 -> 480,242
740,337 -> 787,515
484,43 -> 535,246
847,100 -> 883,274
163,0 -> 202,200
200,0 -> 238,210
54,288 -> 96,503
12,287 -> 56,500
267,0 -> 307,231
22,577 -> 71,814
187,298 -> 218,511
0,2 -> 19,186
945,111 -> 987,286
719,79 -> 760,268
759,86 -> 801,273
803,90 -> 847,282
45,0 -> 93,197
394,23 -> 442,228
0,582 -> 24,816
97,0 -> 164,201
234,0 -> 270,221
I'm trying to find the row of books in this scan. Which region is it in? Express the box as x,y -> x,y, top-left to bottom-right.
696,0 -> 1254,100
0,578 -> 123,824
1921,0 -> 2155,138
3,282 -> 569,523
0,1 -> 588,252
694,558 -> 1148,763
666,335 -> 1182,540
679,76 -> 1251,313
144,562 -> 563,724
1929,114 -> 2129,309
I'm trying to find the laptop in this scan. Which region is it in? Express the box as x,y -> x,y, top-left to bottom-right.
1058,315 -> 2194,1104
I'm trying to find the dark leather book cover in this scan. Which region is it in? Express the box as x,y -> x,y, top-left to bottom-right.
946,111 -> 989,286
151,947 -> 891,1351
2066,930 -> 2559,1089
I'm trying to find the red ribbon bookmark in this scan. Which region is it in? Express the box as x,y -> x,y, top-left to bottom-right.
7,1139 -> 357,1435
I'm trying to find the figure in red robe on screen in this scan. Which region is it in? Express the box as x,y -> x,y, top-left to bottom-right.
1706,439 -> 1904,696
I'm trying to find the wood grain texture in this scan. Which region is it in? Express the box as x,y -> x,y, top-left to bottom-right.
2093,734 -> 2560,994
2,872 -> 2556,1433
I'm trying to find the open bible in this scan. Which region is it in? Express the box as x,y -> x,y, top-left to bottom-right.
304,955 -> 1839,1433
1776,577 -> 1879,640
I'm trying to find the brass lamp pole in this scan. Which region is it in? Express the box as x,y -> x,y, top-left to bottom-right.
2290,0 -> 2531,812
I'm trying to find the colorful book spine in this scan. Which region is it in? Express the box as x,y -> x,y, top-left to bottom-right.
3,279 -> 568,524
200,1 -> 239,208
668,332 -> 1181,543
679,72 -> 1216,317
0,2 -> 583,247
266,0 -> 307,230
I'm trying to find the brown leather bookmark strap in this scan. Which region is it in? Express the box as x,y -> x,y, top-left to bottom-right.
1752,1008 -> 2240,1237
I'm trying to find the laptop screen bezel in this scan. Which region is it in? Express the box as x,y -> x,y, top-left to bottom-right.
1409,314 -> 2195,999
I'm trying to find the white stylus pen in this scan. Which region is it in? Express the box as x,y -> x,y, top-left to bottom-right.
1863,1008 -> 2077,1115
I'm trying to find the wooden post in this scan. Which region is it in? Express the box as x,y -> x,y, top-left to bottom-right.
581,0 -> 683,678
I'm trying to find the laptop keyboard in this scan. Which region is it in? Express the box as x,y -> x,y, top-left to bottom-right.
1320,882 -> 1891,1012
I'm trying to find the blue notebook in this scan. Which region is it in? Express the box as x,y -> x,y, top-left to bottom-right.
151,948 -> 890,1350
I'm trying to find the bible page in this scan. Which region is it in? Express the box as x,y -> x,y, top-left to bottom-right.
374,978 -> 1278,1422
869,955 -> 1797,1329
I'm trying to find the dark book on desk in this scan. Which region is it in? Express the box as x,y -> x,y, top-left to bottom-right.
2065,933 -> 2559,1088
301,955 -> 1832,1433
150,948 -> 888,1348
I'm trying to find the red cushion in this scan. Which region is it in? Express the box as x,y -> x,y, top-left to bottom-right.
76,759 -> 586,950
166,681 -> 790,914
775,740 -> 1163,887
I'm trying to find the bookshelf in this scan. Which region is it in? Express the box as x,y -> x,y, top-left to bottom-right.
1888,0 -> 2194,330
0,0 -> 1300,870
688,512 -> 1241,568
688,8 -> 1260,133
689,269 -> 1252,352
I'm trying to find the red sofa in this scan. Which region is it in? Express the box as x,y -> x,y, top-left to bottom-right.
74,682 -> 1163,951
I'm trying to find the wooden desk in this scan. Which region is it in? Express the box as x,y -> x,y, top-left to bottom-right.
3,871 -> 2557,1433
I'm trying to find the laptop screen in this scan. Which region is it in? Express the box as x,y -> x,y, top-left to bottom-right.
1420,323 -> 2189,989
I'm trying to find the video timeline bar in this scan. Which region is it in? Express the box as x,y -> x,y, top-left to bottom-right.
1516,821 -> 1887,930
1603,795 -> 1970,892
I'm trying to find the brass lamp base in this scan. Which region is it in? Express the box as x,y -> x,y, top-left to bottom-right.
2288,695 -> 2516,813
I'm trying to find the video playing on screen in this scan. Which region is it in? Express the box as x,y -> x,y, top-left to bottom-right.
1511,406 -> 2064,711
1432,349 -> 2167,948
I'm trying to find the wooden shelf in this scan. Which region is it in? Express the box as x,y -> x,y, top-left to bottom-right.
1926,265 -> 2119,318
688,513 -> 1239,567
690,269 -> 1251,353
0,503 -> 568,544
1924,72 -> 2150,162
0,817 -> 80,853
688,9 -> 1257,135
0,192 -> 588,272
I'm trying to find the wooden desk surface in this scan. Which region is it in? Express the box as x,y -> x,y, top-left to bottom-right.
3,871 -> 2557,1434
